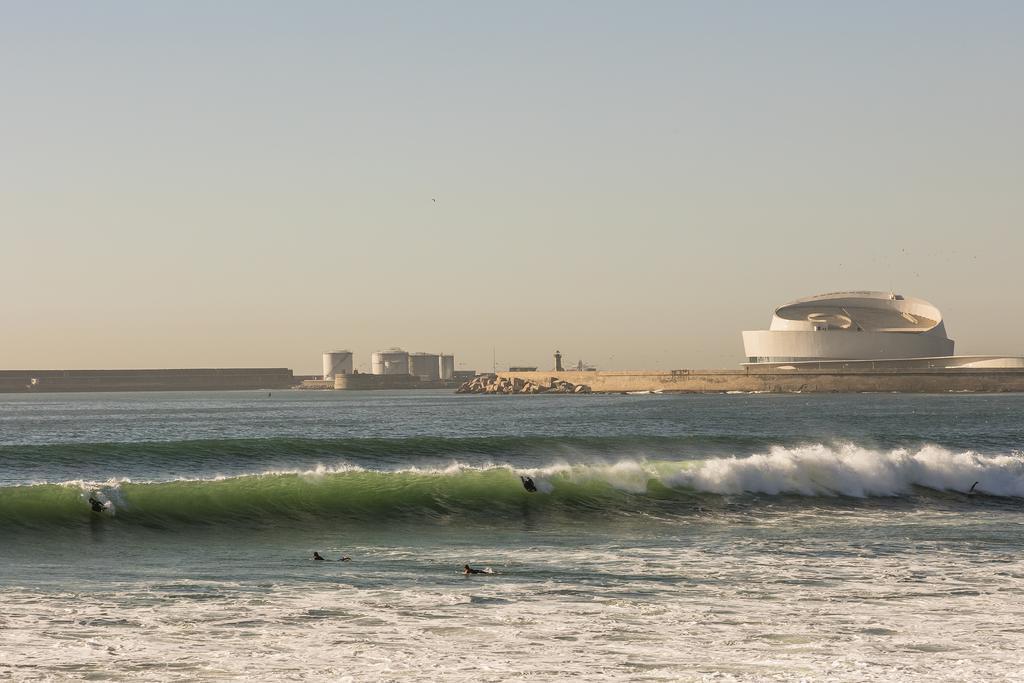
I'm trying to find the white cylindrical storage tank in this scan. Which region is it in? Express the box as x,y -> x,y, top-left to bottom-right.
322,351 -> 353,380
371,348 -> 409,375
409,352 -> 440,381
439,354 -> 455,381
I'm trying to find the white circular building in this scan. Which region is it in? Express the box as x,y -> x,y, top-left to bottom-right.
742,291 -> 955,364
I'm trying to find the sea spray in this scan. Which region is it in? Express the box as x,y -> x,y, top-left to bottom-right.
669,443 -> 1024,497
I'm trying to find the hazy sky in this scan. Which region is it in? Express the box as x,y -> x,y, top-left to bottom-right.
3,1 -> 1022,373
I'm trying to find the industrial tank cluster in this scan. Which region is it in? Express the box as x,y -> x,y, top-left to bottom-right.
322,349 -> 455,381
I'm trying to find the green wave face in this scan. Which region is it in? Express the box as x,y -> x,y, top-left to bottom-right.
3,443 -> 1021,532
0,465 -> 690,531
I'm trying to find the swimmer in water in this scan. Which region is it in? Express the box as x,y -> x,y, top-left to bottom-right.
313,552 -> 325,561
88,497 -> 106,513
463,564 -> 486,575
520,475 -> 538,493
339,556 -> 351,562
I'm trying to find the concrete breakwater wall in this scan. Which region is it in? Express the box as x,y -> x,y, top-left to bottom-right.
497,369 -> 1024,394
333,374 -> 458,390
0,368 -> 296,393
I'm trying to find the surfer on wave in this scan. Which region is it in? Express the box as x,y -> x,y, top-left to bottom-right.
88,496 -> 106,513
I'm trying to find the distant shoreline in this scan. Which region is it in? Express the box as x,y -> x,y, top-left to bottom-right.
4,366 -> 1024,394
491,368 -> 1024,394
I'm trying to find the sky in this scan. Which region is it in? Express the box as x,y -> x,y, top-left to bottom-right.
2,1 -> 1022,373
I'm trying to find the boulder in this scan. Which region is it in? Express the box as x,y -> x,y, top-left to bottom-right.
458,373 -> 591,396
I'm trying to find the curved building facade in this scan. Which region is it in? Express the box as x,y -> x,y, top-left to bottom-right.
742,291 -> 955,364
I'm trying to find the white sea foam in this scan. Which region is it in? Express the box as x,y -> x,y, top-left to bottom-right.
518,444 -> 1024,498
5,523 -> 1024,682
670,443 -> 1024,497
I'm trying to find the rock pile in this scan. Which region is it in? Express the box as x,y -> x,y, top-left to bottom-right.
456,375 -> 592,395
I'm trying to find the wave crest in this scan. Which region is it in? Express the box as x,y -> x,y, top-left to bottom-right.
669,443 -> 1024,497
2,444 -> 1021,531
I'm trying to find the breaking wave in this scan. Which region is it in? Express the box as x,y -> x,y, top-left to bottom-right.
2,444 -> 1022,531
667,443 -> 1024,497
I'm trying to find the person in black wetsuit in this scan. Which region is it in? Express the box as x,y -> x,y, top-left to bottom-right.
313,552 -> 326,561
463,564 -> 486,575
520,476 -> 538,493
88,497 -> 106,513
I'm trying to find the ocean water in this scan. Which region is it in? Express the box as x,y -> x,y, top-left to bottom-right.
2,390 -> 1023,681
